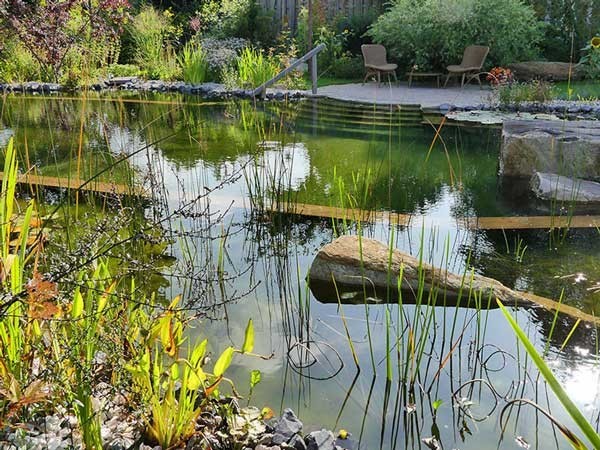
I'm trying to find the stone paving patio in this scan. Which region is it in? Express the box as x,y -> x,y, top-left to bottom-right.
308,82 -> 493,108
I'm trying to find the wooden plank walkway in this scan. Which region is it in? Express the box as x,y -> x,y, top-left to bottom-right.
268,202 -> 600,230
0,172 -> 146,197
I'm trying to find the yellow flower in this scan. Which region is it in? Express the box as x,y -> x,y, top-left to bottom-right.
592,36 -> 600,49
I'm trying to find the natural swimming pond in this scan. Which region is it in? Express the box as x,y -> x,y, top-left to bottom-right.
1,93 -> 599,449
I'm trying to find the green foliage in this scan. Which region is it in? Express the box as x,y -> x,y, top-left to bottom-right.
579,39 -> 600,80
335,10 -> 377,55
330,54 -> 364,79
495,80 -> 557,106
296,5 -> 327,55
196,0 -> 276,47
178,42 -> 209,83
106,63 -> 143,77
368,0 -> 543,71
129,6 -> 181,80
528,0 -> 600,62
0,40 -> 42,82
296,7 -> 345,73
270,30 -> 304,89
236,47 -> 279,88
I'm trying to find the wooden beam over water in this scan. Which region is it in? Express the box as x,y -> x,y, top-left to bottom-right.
0,172 -> 146,197
269,202 -> 600,230
461,215 -> 600,230
271,202 -> 412,225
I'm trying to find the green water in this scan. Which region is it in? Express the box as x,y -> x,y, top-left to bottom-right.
1,93 -> 600,449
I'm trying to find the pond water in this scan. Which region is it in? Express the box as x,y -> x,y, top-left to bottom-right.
1,93 -> 600,449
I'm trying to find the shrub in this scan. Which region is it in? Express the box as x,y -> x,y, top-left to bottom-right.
106,63 -> 142,78
196,0 -> 276,46
177,42 -> 209,84
0,40 -> 42,82
0,0 -> 129,81
270,30 -> 305,89
200,37 -> 248,77
330,54 -> 364,79
295,6 -> 346,73
335,10 -> 378,55
296,3 -> 328,56
368,0 -> 543,72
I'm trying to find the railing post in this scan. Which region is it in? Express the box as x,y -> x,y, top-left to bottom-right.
311,56 -> 318,95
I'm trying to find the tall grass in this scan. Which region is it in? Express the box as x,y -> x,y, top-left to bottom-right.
129,6 -> 180,80
178,42 -> 209,84
237,48 -> 279,88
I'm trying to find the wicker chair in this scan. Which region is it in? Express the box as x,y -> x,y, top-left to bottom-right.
361,44 -> 398,85
444,45 -> 490,88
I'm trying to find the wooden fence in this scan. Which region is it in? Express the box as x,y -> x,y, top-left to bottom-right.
258,0 -> 383,30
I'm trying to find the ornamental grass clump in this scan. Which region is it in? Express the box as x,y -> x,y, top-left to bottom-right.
236,47 -> 279,88
178,42 -> 209,84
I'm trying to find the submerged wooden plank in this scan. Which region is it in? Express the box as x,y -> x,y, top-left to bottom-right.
462,215 -> 600,230
269,202 -> 600,230
0,172 -> 146,197
270,202 -> 412,226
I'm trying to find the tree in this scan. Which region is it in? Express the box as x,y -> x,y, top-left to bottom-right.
0,0 -> 130,81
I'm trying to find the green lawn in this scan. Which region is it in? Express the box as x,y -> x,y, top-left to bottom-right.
554,80 -> 600,100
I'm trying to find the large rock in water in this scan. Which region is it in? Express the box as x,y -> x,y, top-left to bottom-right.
507,61 -> 582,81
531,172 -> 600,203
308,235 -> 600,323
500,120 -> 600,180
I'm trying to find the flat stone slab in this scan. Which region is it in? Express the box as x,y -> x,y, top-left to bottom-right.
500,119 -> 600,179
531,172 -> 600,202
313,83 -> 490,108
106,76 -> 138,86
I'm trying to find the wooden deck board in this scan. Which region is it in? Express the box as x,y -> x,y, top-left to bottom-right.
268,202 -> 600,230
0,172 -> 146,197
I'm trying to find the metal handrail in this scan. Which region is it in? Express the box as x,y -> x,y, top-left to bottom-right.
252,43 -> 326,98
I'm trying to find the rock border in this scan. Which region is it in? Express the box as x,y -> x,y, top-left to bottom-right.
2,80 -> 600,120
0,80 -> 306,102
